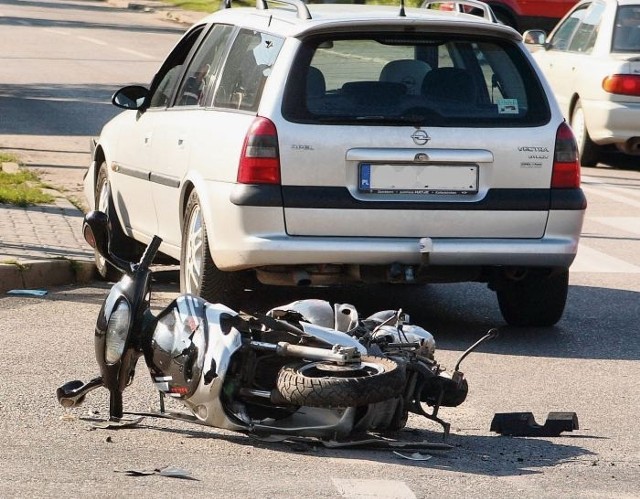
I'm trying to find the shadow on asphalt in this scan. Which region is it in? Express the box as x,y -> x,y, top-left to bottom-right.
0,84 -> 132,136
105,410 -> 596,477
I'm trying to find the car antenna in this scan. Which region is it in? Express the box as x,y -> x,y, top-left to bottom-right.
399,0 -> 406,17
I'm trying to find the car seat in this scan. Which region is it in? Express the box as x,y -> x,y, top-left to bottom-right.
422,67 -> 478,104
379,59 -> 432,95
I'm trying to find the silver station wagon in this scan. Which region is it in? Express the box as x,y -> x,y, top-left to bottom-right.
84,0 -> 586,326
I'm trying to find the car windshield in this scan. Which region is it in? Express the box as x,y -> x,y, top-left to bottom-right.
612,5 -> 640,52
283,33 -> 550,127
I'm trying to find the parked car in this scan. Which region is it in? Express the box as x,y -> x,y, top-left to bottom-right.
480,0 -> 578,32
85,0 -> 586,327
525,0 -> 640,166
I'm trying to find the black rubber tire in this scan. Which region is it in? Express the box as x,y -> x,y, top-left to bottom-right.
496,269 -> 569,327
276,355 -> 405,408
571,100 -> 600,167
94,163 -> 130,281
180,190 -> 252,306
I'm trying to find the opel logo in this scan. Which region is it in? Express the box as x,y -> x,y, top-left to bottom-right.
411,129 -> 430,146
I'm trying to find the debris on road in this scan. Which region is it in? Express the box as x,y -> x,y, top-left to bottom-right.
490,412 -> 579,437
6,289 -> 47,297
393,451 -> 432,461
115,465 -> 198,480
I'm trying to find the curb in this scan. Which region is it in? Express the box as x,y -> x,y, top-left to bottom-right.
0,260 -> 97,294
1,165 -> 97,294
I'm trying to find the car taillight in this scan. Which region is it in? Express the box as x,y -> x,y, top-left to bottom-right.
602,74 -> 640,97
552,122 -> 580,189
237,117 -> 280,184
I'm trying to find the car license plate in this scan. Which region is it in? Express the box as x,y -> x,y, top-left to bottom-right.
358,163 -> 478,194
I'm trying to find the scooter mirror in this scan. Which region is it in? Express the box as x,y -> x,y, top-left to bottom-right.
83,210 -> 110,258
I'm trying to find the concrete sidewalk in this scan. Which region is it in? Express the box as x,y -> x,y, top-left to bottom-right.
0,194 -> 96,293
0,1 -> 202,294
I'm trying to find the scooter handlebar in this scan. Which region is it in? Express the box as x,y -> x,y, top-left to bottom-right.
138,235 -> 163,271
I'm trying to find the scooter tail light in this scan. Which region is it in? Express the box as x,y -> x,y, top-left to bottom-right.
237,117 -> 281,185
602,74 -> 640,97
552,122 -> 581,189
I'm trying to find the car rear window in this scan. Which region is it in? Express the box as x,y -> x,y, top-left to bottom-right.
612,5 -> 640,52
282,33 -> 550,127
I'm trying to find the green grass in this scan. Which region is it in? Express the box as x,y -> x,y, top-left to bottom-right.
163,0 -> 234,12
0,153 -> 56,207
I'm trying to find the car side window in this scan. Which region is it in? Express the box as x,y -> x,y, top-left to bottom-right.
174,24 -> 234,107
213,29 -> 284,112
568,2 -> 606,53
548,4 -> 589,51
148,26 -> 206,109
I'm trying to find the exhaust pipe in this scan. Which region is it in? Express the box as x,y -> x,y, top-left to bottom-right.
56,376 -> 104,408
293,270 -> 311,286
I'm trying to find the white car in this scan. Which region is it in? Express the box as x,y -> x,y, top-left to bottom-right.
84,0 -> 586,326
525,0 -> 640,166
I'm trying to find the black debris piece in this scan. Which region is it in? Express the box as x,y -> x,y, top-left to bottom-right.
490,412 -> 579,437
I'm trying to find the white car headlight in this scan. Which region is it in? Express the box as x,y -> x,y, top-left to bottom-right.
105,300 -> 131,364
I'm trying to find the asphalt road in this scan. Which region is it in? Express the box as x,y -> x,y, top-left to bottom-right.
1,0 -> 639,497
0,0 -> 187,209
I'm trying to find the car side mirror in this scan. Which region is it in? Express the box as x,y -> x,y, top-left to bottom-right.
523,29 -> 547,46
112,85 -> 149,110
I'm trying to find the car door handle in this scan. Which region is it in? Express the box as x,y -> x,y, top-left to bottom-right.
144,133 -> 152,145
178,137 -> 185,148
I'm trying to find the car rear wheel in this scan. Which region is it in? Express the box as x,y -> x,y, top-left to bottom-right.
571,100 -> 599,167
180,190 -> 252,306
496,269 -> 569,327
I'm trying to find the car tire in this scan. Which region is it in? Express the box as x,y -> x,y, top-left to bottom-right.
571,100 -> 599,167
94,163 -> 132,281
496,269 -> 569,327
180,190 -> 252,306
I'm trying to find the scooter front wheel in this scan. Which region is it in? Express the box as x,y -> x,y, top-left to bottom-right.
276,356 -> 404,408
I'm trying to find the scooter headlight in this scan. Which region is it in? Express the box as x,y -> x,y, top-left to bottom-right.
105,299 -> 131,364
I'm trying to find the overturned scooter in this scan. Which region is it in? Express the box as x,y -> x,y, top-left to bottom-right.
57,211 -> 496,445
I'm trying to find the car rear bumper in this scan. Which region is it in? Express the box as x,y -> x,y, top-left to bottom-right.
210,209 -> 584,271
586,98 -> 640,146
206,183 -> 584,273
214,233 -> 580,270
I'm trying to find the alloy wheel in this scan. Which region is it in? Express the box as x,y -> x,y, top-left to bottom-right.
184,203 -> 204,295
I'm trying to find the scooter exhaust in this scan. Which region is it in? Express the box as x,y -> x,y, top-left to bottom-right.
56,376 -> 104,408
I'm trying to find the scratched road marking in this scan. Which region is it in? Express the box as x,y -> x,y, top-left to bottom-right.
582,177 -> 640,209
117,47 -> 155,59
590,216 -> 640,237
332,479 -> 417,499
77,35 -> 107,46
571,244 -> 640,273
43,28 -> 69,36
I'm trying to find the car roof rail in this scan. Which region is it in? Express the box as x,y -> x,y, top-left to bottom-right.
256,0 -> 312,20
421,0 -> 498,23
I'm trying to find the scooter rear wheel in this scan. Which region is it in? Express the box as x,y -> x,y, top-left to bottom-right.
276,356 -> 404,407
